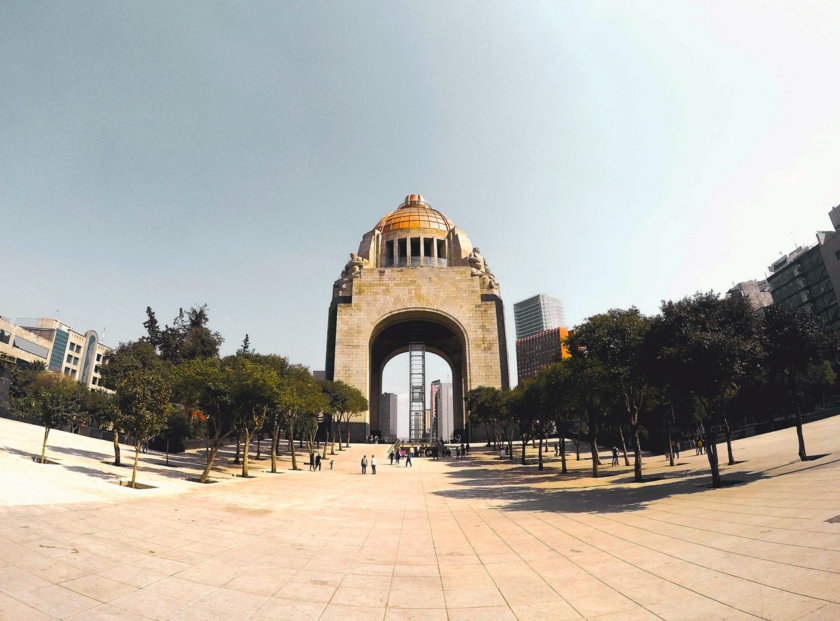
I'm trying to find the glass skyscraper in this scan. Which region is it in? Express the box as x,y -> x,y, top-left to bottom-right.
513,294 -> 565,339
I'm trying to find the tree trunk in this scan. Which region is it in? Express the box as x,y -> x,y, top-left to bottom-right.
521,437 -> 527,465
234,432 -> 241,465
256,433 -> 261,459
705,422 -> 721,487
199,446 -> 218,483
619,427 -> 630,466
270,426 -> 279,473
131,443 -> 141,488
41,426 -> 50,464
590,431 -> 599,477
633,426 -> 643,483
242,430 -> 253,477
113,429 -> 121,466
538,435 -> 543,471
165,437 -> 170,467
795,403 -> 808,461
337,419 -> 343,451
723,417 -> 735,465
288,418 -> 298,470
345,419 -> 351,447
323,430 -> 329,459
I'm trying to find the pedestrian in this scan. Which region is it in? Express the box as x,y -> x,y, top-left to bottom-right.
395,450 -> 401,465
405,451 -> 413,467
361,455 -> 367,474
389,450 -> 394,465
371,455 -> 377,474
455,446 -> 460,459
329,459 -> 334,470
674,442 -> 680,459
611,446 -> 619,466
699,439 -> 704,454
309,452 -> 315,471
315,453 -> 322,471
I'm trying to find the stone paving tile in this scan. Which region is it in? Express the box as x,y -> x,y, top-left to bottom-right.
60,573 -> 137,602
63,602 -> 150,620
0,591 -> 52,621
2,416 -> 840,620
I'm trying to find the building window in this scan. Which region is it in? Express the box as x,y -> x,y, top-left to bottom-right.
96,353 -> 102,362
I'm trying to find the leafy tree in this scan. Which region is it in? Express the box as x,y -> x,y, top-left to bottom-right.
159,405 -> 191,466
12,373 -> 83,463
652,292 -> 763,487
278,367 -> 327,470
144,305 -> 223,363
9,359 -> 47,400
761,306 -> 839,461
563,345 -> 613,477
570,309 -> 654,481
100,340 -> 162,465
227,356 -> 279,477
465,386 -> 505,449
322,380 -> 367,450
539,361 -> 577,474
116,369 -> 171,488
171,357 -> 234,483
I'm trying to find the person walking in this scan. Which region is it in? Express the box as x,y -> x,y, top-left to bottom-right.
371,455 -> 377,474
395,450 -> 401,465
611,446 -> 619,466
405,451 -> 413,467
389,450 -> 394,465
361,455 -> 368,474
315,453 -> 321,471
309,452 -> 315,471
674,442 -> 680,460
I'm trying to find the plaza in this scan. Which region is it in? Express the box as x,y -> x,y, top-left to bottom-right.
0,415 -> 838,620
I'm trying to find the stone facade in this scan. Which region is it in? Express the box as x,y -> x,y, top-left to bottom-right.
325,195 -> 509,442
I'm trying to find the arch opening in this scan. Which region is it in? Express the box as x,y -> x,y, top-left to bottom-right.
369,311 -> 469,443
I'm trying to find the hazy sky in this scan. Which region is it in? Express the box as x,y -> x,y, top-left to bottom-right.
3,1 -> 840,390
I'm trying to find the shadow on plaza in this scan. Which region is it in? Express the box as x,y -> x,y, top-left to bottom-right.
433,456 -> 773,514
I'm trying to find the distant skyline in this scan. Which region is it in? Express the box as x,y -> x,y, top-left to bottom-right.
3,2 -> 840,387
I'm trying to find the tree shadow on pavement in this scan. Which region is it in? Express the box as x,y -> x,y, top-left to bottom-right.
434,464 -> 774,514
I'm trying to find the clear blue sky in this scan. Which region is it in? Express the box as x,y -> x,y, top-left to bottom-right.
3,1 -> 840,387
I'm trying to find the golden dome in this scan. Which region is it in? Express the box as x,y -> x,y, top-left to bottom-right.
376,194 -> 454,233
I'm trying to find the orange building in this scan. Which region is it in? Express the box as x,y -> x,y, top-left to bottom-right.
515,327 -> 570,383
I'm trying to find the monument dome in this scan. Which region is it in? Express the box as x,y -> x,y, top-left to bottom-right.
375,194 -> 454,233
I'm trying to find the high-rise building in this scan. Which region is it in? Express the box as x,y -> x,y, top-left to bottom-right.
430,380 -> 454,443
766,204 -> 840,326
515,327 -> 570,383
728,280 -> 773,314
0,316 -> 111,390
379,392 -> 398,440
513,294 -> 565,339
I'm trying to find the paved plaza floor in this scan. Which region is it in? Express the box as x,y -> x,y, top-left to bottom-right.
0,415 -> 839,621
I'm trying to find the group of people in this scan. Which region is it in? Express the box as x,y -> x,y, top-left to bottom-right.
360,454 -> 377,474
387,449 -> 413,467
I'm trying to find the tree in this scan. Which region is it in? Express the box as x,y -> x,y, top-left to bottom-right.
144,305 -> 223,363
322,380 -> 367,450
159,405 -> 191,466
465,386 -> 504,448
116,369 -> 171,488
100,340 -> 162,465
571,309 -> 654,482
171,358 -> 234,483
278,367 -> 327,470
761,306 -> 839,461
227,356 -> 279,477
12,373 -> 82,463
237,334 -> 253,357
539,361 -> 576,474
563,345 -> 612,478
652,292 -> 763,487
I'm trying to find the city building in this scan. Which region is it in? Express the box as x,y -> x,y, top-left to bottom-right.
765,205 -> 840,326
516,327 -> 570,383
728,279 -> 773,314
0,316 -> 111,390
513,294 -> 565,339
379,392 -> 398,440
431,380 -> 454,443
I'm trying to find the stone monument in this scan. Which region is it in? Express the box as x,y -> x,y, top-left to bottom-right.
325,194 -> 510,442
